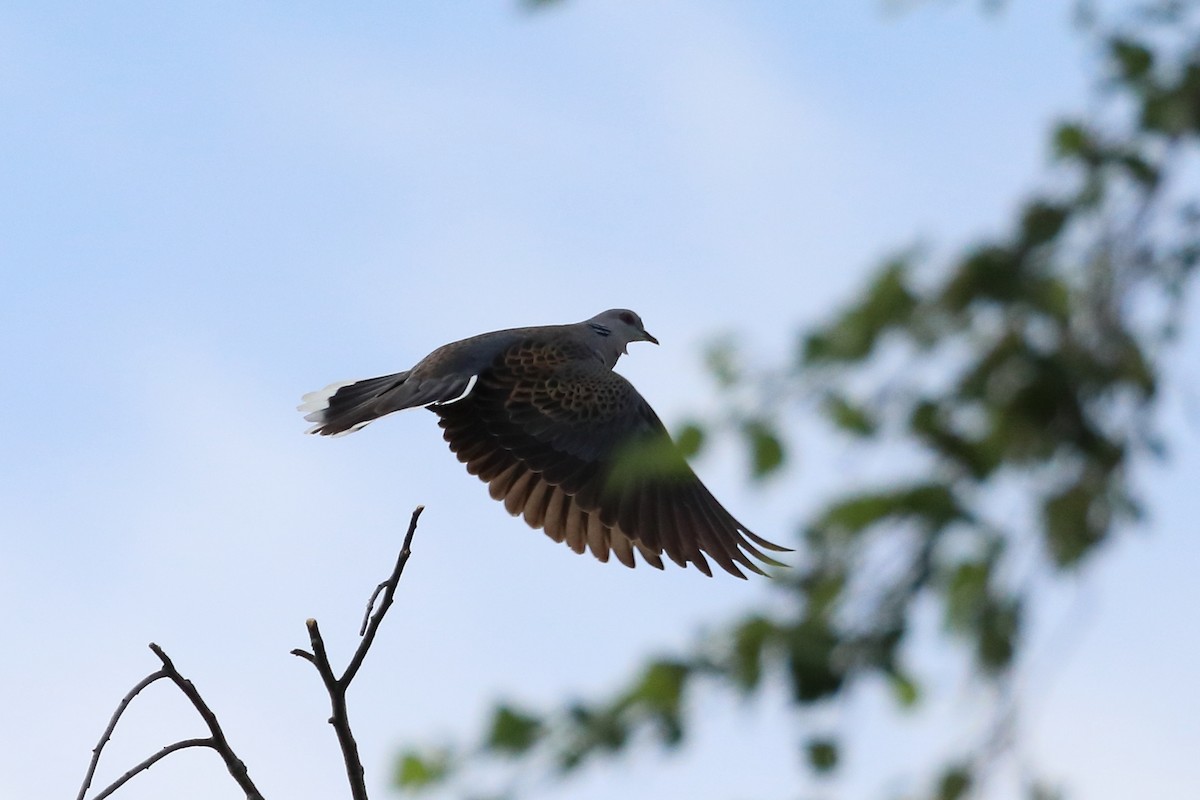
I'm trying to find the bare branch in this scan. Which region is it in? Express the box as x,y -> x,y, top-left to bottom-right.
359,581 -> 389,637
148,643 -> 265,799
76,670 -> 170,800
290,648 -> 317,665
292,504 -> 425,800
345,505 -> 424,684
82,506 -> 425,800
305,618 -> 367,798
78,644 -> 264,800
88,739 -> 215,800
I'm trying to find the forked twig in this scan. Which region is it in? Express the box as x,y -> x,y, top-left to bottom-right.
77,644 -> 264,800
291,504 -> 425,800
78,506 -> 425,800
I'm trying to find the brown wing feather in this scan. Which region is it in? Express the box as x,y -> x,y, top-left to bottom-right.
433,335 -> 788,577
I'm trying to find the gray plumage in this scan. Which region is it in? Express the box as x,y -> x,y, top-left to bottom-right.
300,309 -> 788,578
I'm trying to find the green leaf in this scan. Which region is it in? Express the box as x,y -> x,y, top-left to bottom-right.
557,705 -> 628,771
1019,201 -> 1069,248
785,622 -> 843,703
802,568 -> 846,616
743,419 -> 786,479
1027,276 -> 1072,321
394,749 -> 451,791
977,596 -> 1020,671
802,259 -> 917,363
937,765 -> 973,800
805,737 -> 839,774
945,559 -> 990,633
939,245 -> 1024,311
909,400 -> 1000,479
617,660 -> 691,747
704,337 -> 742,387
728,616 -> 778,692
485,705 -> 543,755
1042,480 -> 1108,567
821,393 -> 878,437
817,483 -> 964,537
1141,87 -> 1195,135
1111,335 -> 1156,395
887,670 -> 921,708
1052,121 -> 1093,161
1119,151 -> 1160,187
1109,36 -> 1154,80
860,259 -> 919,325
878,486 -> 955,532
674,422 -> 706,458
606,436 -> 691,491
1029,781 -> 1065,800
817,494 -> 895,535
630,660 -> 690,712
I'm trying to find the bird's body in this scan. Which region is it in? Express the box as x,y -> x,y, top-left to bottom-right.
301,309 -> 787,578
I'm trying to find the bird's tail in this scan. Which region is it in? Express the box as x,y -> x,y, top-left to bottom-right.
299,372 -> 412,436
300,371 -> 480,436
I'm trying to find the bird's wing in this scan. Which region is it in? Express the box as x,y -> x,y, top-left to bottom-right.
432,336 -> 788,578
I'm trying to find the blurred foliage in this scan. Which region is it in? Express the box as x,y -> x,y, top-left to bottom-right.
395,749 -> 452,791
398,1 -> 1199,797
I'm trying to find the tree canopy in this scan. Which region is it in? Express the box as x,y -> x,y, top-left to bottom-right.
396,2 -> 1200,797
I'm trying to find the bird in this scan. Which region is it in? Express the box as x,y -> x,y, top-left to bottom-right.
299,309 -> 789,578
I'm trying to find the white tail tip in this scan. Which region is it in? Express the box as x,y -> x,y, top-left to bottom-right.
298,379 -> 357,417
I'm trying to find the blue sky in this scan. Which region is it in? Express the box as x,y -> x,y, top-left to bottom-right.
2,2 -> 1197,798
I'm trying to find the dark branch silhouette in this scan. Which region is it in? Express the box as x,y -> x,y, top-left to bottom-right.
77,504 -> 426,800
291,504 -> 425,800
77,643 -> 264,800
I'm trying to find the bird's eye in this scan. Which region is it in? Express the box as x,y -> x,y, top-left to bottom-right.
619,311 -> 635,325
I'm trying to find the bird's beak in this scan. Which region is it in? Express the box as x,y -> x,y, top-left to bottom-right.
643,331 -> 659,345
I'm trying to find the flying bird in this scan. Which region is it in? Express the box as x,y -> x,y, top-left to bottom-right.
300,309 -> 788,578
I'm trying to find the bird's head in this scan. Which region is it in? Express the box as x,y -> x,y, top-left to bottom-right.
587,308 -> 659,364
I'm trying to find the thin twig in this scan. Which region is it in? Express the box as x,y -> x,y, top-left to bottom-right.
149,643 -> 265,799
76,670 -> 170,800
344,505 -> 423,684
305,617 -> 367,799
359,582 -> 389,637
79,507 -> 424,800
291,504 -> 425,800
78,644 -> 265,800
290,648 -> 317,665
88,739 -> 215,800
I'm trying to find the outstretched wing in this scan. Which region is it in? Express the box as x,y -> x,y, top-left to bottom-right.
432,337 -> 788,578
